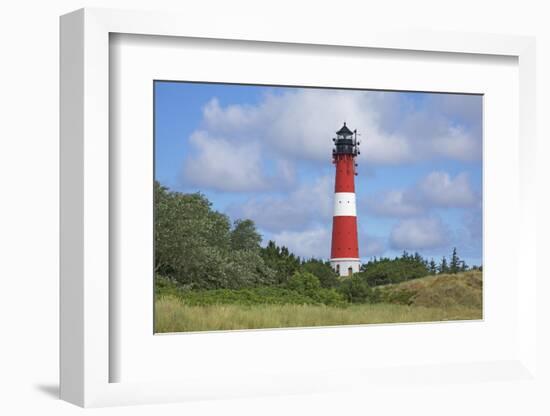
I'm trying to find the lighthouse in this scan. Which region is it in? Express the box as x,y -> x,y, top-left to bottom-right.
330,123 -> 361,277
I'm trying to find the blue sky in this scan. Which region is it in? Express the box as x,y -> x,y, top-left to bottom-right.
155,81 -> 483,267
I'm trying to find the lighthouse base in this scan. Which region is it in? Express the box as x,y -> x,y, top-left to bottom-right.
330,258 -> 361,277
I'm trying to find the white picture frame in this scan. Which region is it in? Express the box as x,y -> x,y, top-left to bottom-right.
60,7 -> 538,408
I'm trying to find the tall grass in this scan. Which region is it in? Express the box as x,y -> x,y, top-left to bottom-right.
378,271 -> 482,309
155,296 -> 482,333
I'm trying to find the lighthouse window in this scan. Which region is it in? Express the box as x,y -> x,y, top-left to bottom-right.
348,267 -> 353,276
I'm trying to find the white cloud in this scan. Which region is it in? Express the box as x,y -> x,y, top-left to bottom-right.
202,90 -> 411,164
195,89 -> 481,167
271,227 -> 331,259
365,171 -> 478,217
417,171 -> 477,207
203,98 -> 258,134
181,130 -> 295,192
390,216 -> 450,250
228,175 -> 333,232
380,94 -> 482,162
364,189 -> 424,217
430,126 -> 481,162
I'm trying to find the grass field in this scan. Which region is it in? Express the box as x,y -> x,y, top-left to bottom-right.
155,299 -> 481,332
155,271 -> 482,332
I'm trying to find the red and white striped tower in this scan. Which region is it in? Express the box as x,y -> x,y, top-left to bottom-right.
330,123 -> 361,277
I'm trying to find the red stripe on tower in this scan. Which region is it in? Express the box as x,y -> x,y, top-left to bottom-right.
330,123 -> 361,277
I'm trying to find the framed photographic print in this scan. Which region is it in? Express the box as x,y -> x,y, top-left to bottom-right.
60,8 -> 538,408
152,81 -> 484,334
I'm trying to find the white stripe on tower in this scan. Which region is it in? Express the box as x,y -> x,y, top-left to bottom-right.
333,192 -> 356,217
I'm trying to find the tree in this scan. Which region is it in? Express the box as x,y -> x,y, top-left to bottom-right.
155,181 -> 231,284
429,259 -> 437,275
439,256 -> 449,274
154,181 -> 274,289
260,240 -> 301,285
224,249 -> 276,288
300,259 -> 339,288
450,247 -> 460,274
230,219 -> 262,251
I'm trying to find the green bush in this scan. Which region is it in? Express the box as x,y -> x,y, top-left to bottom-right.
155,274 -> 182,294
179,287 -> 314,306
286,271 -> 345,306
337,275 -> 381,304
300,259 -> 340,288
358,253 -> 429,286
287,271 -> 322,293
156,272 -> 346,307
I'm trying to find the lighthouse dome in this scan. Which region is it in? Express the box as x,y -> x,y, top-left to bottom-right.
333,123 -> 357,156
336,123 -> 353,136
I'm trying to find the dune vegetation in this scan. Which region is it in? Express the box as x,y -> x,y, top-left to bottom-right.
155,271 -> 482,332
376,270 -> 483,309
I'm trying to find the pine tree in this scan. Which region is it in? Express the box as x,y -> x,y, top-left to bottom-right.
439,256 -> 449,274
260,241 -> 300,285
450,247 -> 460,274
429,259 -> 437,275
